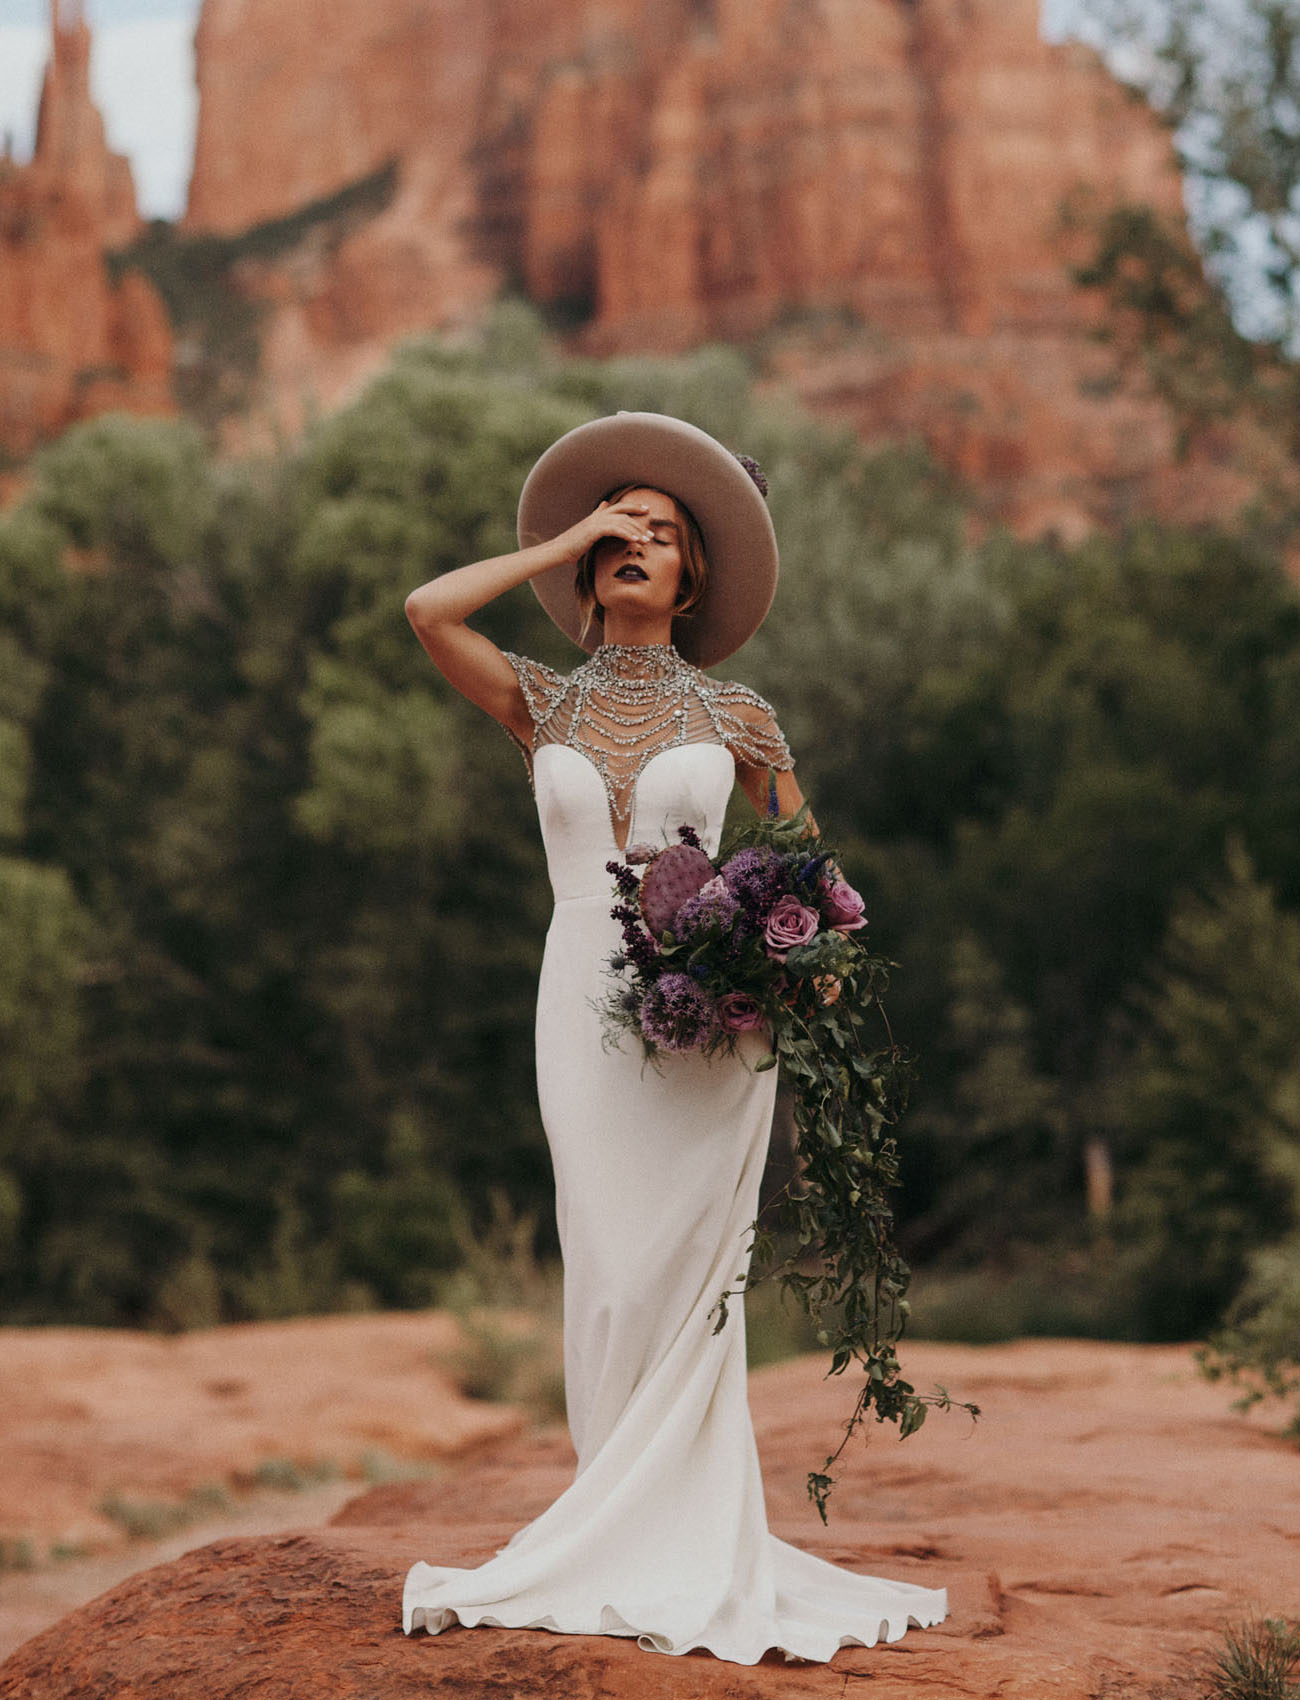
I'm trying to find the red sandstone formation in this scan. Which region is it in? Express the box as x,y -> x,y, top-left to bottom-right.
184,0 -> 1247,534
0,0 -> 173,462
1,1339 -> 1298,1697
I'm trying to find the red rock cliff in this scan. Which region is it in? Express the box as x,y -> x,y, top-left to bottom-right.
184,0 -> 1237,534
0,0 -> 173,464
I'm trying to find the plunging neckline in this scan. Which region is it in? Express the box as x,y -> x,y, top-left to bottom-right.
533,740 -> 734,851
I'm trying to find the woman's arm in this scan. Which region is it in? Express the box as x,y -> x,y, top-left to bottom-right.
404,499 -> 654,737
735,763 -> 817,830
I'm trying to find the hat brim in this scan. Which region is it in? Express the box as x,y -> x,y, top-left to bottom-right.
517,412 -> 778,668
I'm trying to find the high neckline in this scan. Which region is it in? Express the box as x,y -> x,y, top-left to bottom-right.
588,642 -> 686,678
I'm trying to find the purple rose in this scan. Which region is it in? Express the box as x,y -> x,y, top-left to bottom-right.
763,895 -> 820,958
718,992 -> 764,1032
823,879 -> 867,933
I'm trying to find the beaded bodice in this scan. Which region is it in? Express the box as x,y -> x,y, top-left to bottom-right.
503,643 -> 794,850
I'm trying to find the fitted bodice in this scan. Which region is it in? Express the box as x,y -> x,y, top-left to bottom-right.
534,742 -> 735,902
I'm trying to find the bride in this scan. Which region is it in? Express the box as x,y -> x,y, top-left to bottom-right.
400,411 -> 947,1664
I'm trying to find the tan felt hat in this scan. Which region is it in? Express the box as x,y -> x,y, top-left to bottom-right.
516,411 -> 779,668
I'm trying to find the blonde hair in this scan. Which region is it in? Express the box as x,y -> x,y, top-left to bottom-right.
574,484 -> 709,646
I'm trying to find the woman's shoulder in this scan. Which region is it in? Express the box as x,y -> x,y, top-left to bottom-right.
691,668 -> 795,769
501,651 -> 573,718
689,663 -> 780,721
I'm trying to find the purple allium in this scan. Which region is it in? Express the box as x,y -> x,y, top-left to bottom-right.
640,971 -> 715,1052
674,875 -> 743,941
721,847 -> 788,915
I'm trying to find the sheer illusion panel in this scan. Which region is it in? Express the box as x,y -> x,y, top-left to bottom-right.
502,645 -> 794,850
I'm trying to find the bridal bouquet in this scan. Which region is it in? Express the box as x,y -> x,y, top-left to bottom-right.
603,808 -> 977,1519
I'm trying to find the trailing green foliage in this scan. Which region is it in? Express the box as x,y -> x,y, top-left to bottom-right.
711,810 -> 980,1520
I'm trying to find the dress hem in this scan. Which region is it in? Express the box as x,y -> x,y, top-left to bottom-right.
402,1590 -> 949,1667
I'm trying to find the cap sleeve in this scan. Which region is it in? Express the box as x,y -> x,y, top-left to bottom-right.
500,651 -> 570,779
712,680 -> 795,774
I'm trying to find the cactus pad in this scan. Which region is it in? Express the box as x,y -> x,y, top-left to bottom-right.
638,842 -> 714,937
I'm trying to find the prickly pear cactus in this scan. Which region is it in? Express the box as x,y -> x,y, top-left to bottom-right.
638,842 -> 714,937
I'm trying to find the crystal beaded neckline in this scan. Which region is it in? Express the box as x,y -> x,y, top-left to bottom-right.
503,642 -> 793,851
556,644 -> 700,846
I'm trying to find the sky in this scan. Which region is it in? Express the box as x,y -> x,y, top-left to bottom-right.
0,0 -> 1090,222
0,0 -> 201,217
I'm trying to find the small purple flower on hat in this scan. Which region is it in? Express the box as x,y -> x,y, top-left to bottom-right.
822,879 -> 868,933
763,895 -> 820,959
733,453 -> 769,498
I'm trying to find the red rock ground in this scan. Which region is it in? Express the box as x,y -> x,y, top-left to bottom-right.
1,1334 -> 1297,1697
0,1313 -> 522,1564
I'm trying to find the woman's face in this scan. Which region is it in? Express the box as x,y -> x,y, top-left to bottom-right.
591,487 -> 686,622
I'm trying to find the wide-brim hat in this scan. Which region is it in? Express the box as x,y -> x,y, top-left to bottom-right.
516,411 -> 779,668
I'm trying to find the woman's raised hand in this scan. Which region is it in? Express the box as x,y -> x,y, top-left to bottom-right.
553,500 -> 654,565
405,500 -> 656,740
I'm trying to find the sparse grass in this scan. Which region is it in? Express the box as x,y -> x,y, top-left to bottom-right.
98,1464 -> 335,1545
251,1456 -> 341,1493
0,1535 -> 37,1572
97,1492 -> 196,1541
446,1308 -> 568,1422
187,1481 -> 233,1514
435,1195 -> 568,1423
1205,1618 -> 1300,1700
356,1447 -> 440,1486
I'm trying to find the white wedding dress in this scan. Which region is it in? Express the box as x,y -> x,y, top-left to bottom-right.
402,647 -> 947,1665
